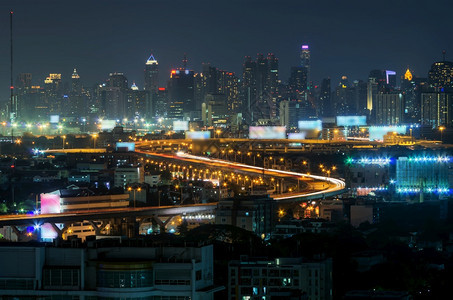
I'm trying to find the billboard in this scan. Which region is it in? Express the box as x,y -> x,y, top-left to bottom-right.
185,131 -> 211,139
336,116 -> 367,127
249,126 -> 286,139
173,120 -> 189,131
116,142 -> 135,151
369,126 -> 407,141
288,132 -> 306,139
298,120 -> 322,131
41,192 -> 61,214
100,119 -> 116,131
50,115 -> 60,124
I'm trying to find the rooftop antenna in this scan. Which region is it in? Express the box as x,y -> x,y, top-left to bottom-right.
442,50 -> 446,61
10,10 -> 14,143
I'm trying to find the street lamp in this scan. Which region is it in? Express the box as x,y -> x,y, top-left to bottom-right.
439,126 -> 445,142
62,135 -> 66,149
92,134 -> 98,148
127,186 -> 142,208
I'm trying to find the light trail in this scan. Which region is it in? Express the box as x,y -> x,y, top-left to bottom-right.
137,150 -> 346,201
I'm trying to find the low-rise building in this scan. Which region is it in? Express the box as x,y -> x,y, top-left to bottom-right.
0,241 -> 223,299
229,256 -> 332,300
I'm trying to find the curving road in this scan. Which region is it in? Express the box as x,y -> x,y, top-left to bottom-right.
135,150 -> 346,201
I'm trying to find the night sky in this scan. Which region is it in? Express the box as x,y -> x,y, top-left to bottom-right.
0,0 -> 452,102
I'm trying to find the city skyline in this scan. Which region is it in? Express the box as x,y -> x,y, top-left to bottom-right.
1,0 -> 452,102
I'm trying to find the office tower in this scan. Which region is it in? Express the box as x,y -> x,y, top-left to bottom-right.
201,93 -> 228,126
44,73 -> 62,115
333,76 -> 355,115
366,70 -> 388,121
428,60 -> 453,91
107,72 -> 128,90
155,87 -> 168,118
353,80 -> 368,115
266,53 -> 279,118
68,68 -> 85,117
127,83 -> 152,120
374,92 -> 404,125
168,69 -> 195,119
318,78 -> 332,117
421,92 -> 452,128
100,72 -> 129,119
279,100 -> 306,128
218,70 -> 239,113
401,68 -> 423,123
241,54 -> 279,124
144,54 -> 159,92
15,73 -> 32,120
300,44 -> 310,82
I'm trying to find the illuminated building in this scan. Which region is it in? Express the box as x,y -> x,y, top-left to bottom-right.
201,93 -> 228,126
100,72 -> 129,119
126,84 -> 152,120
44,73 -> 62,115
279,100 -> 306,128
421,92 -> 452,128
300,44 -> 311,81
396,156 -> 451,196
428,60 -> 453,91
155,87 -> 168,117
241,54 -> 279,124
68,68 -> 85,117
0,243 -> 220,299
229,256 -> 332,300
374,92 -> 404,125
114,165 -> 145,188
319,78 -> 332,117
401,68 -> 424,123
215,195 -> 275,238
144,54 -> 159,92
333,76 -> 355,115
168,69 -> 195,119
345,157 -> 391,196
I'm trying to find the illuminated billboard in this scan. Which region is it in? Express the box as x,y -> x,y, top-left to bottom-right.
185,131 -> 211,139
100,119 -> 116,131
173,120 -> 189,131
50,115 -> 60,124
369,126 -> 407,141
116,142 -> 135,151
336,116 -> 367,127
249,126 -> 286,139
298,120 -> 322,131
288,132 -> 306,139
41,192 -> 61,214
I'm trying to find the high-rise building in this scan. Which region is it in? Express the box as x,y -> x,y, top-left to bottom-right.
241,54 -> 279,124
318,78 -> 332,117
428,60 -> 453,91
67,68 -> 85,117
401,68 -> 428,123
127,83 -> 152,120
300,44 -> 311,82
44,73 -> 62,115
421,92 -> 452,128
374,92 -> 404,125
168,69 -> 195,119
100,72 -> 129,119
144,54 -> 159,93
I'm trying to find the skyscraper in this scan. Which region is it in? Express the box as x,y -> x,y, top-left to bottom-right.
168,69 -> 195,119
44,73 -> 62,115
144,54 -> 159,93
241,54 -> 279,124
428,60 -> 453,91
300,44 -> 310,82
